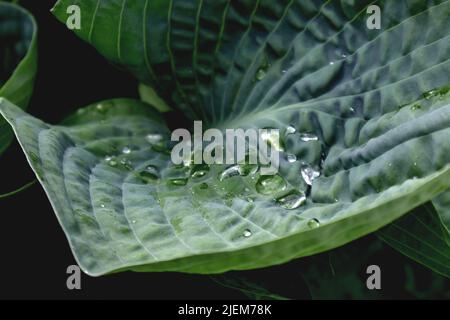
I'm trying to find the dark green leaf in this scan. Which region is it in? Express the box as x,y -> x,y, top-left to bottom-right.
0,2 -> 37,154
378,203 -> 450,278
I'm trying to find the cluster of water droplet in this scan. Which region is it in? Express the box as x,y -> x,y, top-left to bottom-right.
101,127 -> 325,235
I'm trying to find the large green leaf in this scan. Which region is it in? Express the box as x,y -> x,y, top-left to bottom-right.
1,0 -> 449,276
2,92 -> 450,276
0,2 -> 37,154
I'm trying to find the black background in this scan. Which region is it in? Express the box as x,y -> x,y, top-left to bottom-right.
0,0 -> 448,300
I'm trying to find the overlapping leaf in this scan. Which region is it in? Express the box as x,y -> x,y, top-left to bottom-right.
379,202 -> 450,277
0,1 -> 37,154
1,0 -> 449,275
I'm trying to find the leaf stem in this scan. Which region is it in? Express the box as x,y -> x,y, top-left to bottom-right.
0,180 -> 36,199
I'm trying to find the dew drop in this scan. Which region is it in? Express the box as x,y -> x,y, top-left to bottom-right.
120,158 -> 133,170
122,146 -> 131,154
100,204 -> 105,208
286,154 -> 297,163
276,191 -> 306,210
299,133 -> 318,142
108,159 -> 118,167
281,69 -> 287,74
145,133 -> 163,145
246,197 -> 254,203
286,125 -> 296,135
191,164 -> 210,178
219,164 -> 257,181
307,218 -> 320,229
301,164 -> 321,186
137,166 -> 159,183
255,68 -> 266,81
243,229 -> 252,238
255,174 -> 286,195
169,178 -> 188,186
96,103 -> 105,111
329,61 -> 335,65
191,170 -> 206,178
219,165 -> 241,181
132,220 -> 137,224
261,129 -> 283,151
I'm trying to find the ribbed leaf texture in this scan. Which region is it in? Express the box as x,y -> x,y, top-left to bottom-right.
0,0 -> 449,276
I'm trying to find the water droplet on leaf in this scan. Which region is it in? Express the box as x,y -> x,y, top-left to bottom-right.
145,133 -> 163,145
191,164 -> 210,178
301,164 -> 320,185
255,174 -> 286,195
286,154 -> 297,163
307,218 -> 320,228
169,178 -> 188,186
219,164 -> 257,181
286,125 -> 296,135
219,165 -> 241,181
122,146 -> 131,154
243,229 -> 252,237
137,166 -> 159,183
299,133 -> 318,142
261,129 -> 283,151
108,159 -> 117,167
276,191 -> 306,209
255,68 -> 266,80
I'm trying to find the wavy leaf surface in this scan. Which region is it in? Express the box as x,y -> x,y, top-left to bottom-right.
1,0 -> 449,275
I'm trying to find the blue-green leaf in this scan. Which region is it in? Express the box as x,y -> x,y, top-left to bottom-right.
1,0 -> 449,276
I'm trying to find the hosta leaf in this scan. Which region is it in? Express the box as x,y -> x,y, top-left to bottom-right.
378,203 -> 450,278
1,0 -> 447,275
2,96 -> 450,276
0,2 -> 37,155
